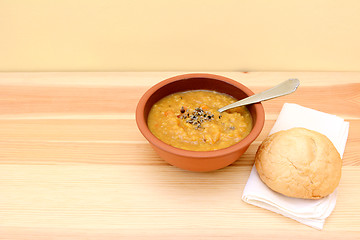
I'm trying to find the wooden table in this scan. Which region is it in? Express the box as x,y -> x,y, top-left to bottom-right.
0,72 -> 359,239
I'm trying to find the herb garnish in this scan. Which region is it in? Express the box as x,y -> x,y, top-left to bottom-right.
177,107 -> 216,129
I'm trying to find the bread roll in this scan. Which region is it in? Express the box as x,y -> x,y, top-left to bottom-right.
255,127 -> 342,199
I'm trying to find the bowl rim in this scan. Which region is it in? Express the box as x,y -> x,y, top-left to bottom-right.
136,73 -> 265,158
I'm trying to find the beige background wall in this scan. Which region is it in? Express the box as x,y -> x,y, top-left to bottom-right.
0,0 -> 359,72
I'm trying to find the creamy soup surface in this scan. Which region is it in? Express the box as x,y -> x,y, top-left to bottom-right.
147,90 -> 253,151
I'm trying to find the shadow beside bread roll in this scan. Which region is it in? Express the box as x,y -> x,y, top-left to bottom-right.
255,127 -> 342,199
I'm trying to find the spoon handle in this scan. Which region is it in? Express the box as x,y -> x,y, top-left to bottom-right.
218,78 -> 300,113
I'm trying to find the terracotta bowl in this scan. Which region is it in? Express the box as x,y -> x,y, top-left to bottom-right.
136,73 -> 265,172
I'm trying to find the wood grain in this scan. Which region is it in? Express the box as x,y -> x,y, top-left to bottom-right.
0,72 -> 359,239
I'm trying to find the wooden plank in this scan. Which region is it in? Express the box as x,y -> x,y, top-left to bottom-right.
0,77 -> 358,118
0,118 -> 356,142
0,227 -> 358,239
0,119 -> 140,142
0,119 -> 357,166
0,84 -> 355,119
0,165 -> 358,234
0,138 -> 357,167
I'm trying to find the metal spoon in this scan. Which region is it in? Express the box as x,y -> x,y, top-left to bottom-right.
218,78 -> 300,113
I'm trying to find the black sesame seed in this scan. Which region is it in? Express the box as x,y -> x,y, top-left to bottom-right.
180,106 -> 185,113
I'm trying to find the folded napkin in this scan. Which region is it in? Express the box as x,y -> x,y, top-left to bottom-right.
242,103 -> 350,230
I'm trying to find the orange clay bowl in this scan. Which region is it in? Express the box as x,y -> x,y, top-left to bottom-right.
136,73 -> 265,172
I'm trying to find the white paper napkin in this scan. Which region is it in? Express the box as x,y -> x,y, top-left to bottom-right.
242,103 -> 350,230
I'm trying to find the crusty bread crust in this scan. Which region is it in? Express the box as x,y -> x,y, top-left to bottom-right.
255,127 -> 342,199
